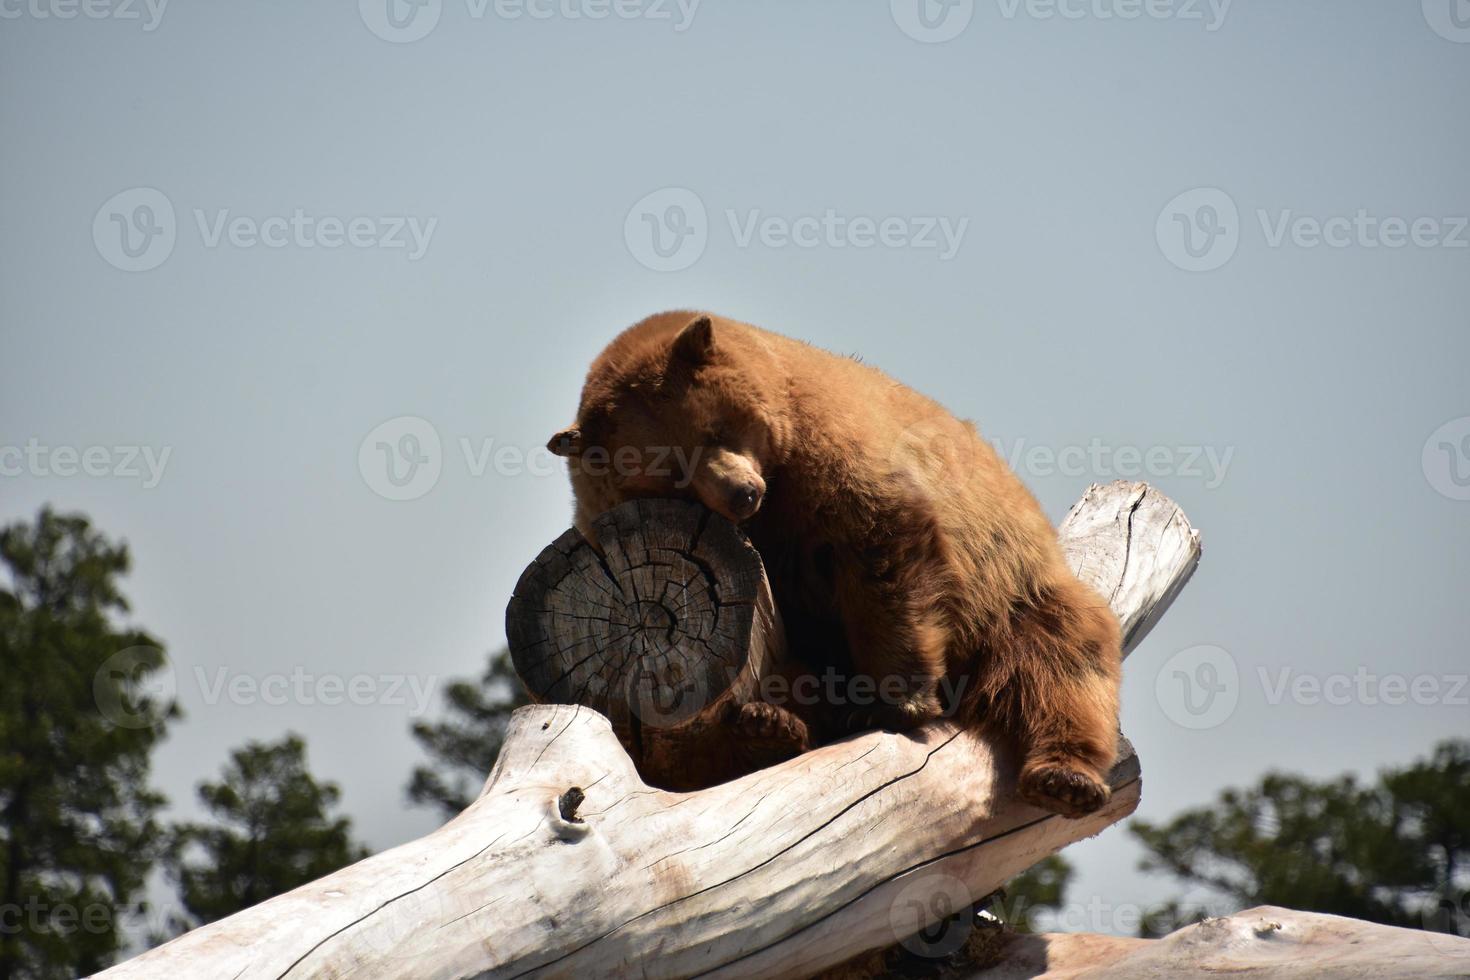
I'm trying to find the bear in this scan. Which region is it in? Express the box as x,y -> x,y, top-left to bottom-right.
547,311 -> 1122,818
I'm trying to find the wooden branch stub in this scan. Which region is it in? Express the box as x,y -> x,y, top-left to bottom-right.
1060,481 -> 1203,657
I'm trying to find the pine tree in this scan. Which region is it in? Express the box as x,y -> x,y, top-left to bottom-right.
1131,739 -> 1470,936
406,649 -> 528,820
165,734 -> 369,928
0,508 -> 179,979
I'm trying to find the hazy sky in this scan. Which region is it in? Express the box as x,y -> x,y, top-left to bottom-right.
3,0 -> 1468,941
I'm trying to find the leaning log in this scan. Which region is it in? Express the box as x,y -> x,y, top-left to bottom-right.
94,481 -> 1201,980
967,906 -> 1470,979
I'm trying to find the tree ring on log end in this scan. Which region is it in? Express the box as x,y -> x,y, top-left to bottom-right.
506,499 -> 764,732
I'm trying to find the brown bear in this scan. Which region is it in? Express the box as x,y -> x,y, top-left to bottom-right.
547,311 -> 1122,818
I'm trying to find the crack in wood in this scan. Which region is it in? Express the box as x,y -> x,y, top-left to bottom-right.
509,728 -> 968,978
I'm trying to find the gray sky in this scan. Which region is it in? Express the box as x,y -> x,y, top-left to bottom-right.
3,0 -> 1468,940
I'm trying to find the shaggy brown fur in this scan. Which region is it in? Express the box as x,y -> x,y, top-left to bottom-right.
548,311 -> 1121,817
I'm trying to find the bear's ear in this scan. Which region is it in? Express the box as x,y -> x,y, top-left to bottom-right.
671,315 -> 715,366
547,427 -> 583,457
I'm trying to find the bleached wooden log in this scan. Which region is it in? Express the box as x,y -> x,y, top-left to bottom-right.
967,906 -> 1470,979
95,481 -> 1200,980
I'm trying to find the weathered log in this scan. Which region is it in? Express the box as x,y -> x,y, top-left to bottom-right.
967,906 -> 1470,979
95,481 -> 1200,980
506,498 -> 791,789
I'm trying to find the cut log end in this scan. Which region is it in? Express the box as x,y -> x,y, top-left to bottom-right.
507,499 -> 786,785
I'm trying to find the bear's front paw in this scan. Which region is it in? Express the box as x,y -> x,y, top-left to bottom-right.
731,701 -> 810,751
1018,761 -> 1110,819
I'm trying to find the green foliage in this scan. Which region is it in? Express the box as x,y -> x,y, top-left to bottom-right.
0,507 -> 179,980
1131,739 -> 1470,937
164,735 -> 369,928
407,649 -> 529,820
998,855 -> 1074,932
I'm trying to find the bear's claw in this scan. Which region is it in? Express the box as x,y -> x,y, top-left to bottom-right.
1018,762 -> 1110,819
732,701 -> 810,750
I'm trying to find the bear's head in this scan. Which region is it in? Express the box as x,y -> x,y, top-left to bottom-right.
548,313 -> 790,531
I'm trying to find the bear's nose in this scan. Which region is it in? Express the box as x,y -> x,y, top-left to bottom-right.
729,482 -> 764,520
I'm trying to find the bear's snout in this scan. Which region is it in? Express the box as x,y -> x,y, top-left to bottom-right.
728,480 -> 764,521
692,447 -> 766,523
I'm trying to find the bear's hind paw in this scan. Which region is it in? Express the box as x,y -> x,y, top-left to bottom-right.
1018,761 -> 1110,819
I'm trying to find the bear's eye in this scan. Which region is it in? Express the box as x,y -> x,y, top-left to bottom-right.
707,426 -> 729,446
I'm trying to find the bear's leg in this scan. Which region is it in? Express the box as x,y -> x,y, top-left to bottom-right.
833,558 -> 950,733
985,577 -> 1122,819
